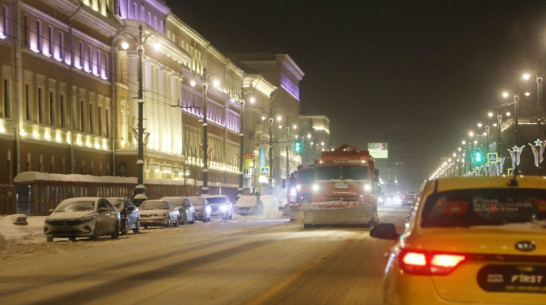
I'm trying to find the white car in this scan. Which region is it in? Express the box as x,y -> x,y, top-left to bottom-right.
161,196 -> 196,225
235,195 -> 264,216
204,195 -> 234,220
44,197 -> 120,242
139,200 -> 180,228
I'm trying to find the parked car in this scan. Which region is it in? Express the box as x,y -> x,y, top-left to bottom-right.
235,195 -> 264,216
108,197 -> 140,234
44,197 -> 120,242
161,196 -> 196,225
370,176 -> 546,305
139,199 -> 180,228
186,196 -> 211,222
204,195 -> 234,220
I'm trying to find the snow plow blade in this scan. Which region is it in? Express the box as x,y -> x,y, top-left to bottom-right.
302,201 -> 377,227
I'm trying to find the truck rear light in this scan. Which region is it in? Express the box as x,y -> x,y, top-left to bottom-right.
399,250 -> 466,275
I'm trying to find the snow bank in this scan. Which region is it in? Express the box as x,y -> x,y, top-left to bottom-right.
0,215 -> 46,243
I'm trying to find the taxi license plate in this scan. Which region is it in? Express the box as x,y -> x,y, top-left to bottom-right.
477,265 -> 546,294
334,183 -> 348,189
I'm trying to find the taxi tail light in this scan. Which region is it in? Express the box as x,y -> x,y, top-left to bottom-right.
399,249 -> 466,275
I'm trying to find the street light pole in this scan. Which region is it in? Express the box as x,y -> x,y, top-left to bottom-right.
134,24 -> 147,201
237,85 -> 245,198
537,75 -> 543,175
514,94 -> 520,148
201,68 -> 209,195
497,114 -> 502,157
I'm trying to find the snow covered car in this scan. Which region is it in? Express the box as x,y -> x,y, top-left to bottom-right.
44,197 -> 120,242
108,197 -> 140,235
186,196 -> 211,222
204,195 -> 234,220
235,195 -> 264,216
161,196 -> 196,225
139,200 -> 180,228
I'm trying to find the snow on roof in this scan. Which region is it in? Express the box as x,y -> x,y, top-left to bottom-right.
13,172 -> 237,188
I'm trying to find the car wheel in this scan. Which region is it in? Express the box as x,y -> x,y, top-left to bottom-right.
303,223 -> 314,229
91,224 -> 100,241
121,219 -> 129,235
133,219 -> 140,233
69,236 -> 76,242
111,221 -> 120,239
143,224 -> 148,230
46,236 -> 53,242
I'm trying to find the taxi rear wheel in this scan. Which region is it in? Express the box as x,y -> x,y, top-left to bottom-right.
69,236 -> 76,242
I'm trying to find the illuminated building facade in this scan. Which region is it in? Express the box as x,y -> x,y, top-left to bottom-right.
0,0 -> 277,199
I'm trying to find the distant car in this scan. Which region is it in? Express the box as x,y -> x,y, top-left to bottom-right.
401,194 -> 416,207
161,196 -> 196,225
139,200 -> 180,228
380,193 -> 402,206
186,196 -> 211,222
370,176 -> 546,305
108,197 -> 140,234
44,197 -> 120,242
204,195 -> 234,220
235,195 -> 264,216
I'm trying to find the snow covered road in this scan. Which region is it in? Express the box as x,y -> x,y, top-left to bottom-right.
0,206 -> 410,305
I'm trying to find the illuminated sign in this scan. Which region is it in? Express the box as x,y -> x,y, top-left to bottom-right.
368,142 -> 388,159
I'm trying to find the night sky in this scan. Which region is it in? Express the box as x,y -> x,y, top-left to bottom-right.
168,0 -> 546,188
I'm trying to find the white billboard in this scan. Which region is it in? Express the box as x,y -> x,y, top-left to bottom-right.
368,142 -> 388,159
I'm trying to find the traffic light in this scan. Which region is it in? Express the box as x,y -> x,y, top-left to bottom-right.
474,149 -> 483,165
295,139 -> 302,154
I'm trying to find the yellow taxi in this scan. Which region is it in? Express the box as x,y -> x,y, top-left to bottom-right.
371,176 -> 546,305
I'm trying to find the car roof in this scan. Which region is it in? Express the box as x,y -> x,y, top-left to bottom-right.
425,176 -> 546,193
61,197 -> 104,203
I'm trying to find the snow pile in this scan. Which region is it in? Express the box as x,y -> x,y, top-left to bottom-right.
235,195 -> 258,208
260,195 -> 282,219
0,215 -> 46,243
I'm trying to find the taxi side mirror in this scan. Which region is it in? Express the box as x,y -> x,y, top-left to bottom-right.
370,223 -> 399,240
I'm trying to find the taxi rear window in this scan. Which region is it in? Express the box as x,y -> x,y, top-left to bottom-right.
421,188 -> 546,228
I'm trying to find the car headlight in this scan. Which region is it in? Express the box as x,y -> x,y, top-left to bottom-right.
205,206 -> 212,213
364,184 -> 372,192
378,197 -> 383,203
296,184 -> 301,191
312,184 -> 319,191
219,205 -> 227,212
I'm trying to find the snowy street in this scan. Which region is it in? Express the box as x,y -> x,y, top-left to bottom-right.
0,206 -> 411,305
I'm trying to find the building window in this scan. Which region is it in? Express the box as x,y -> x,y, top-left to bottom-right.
25,84 -> 30,121
48,25 -> 53,55
49,91 -> 55,126
105,108 -> 110,137
103,53 -> 109,79
59,32 -> 65,60
80,101 -> 85,132
88,45 -> 92,72
23,15 -> 28,46
38,88 -> 43,124
2,6 -> 9,38
60,95 -> 65,128
78,41 -> 83,68
96,49 -> 101,75
2,79 -> 9,118
98,106 -> 102,136
36,20 -> 42,52
89,104 -> 94,134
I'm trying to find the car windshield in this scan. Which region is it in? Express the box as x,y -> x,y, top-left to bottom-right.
298,168 -> 315,184
206,197 -> 228,204
140,201 -> 169,210
55,200 -> 95,212
316,165 -> 368,180
421,188 -> 546,228
109,199 -> 124,210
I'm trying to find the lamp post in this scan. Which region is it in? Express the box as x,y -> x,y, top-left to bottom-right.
190,68 -> 219,195
231,86 -> 255,198
119,24 -> 161,202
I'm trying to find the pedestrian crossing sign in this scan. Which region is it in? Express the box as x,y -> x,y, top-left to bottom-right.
507,168 -> 515,175
260,166 -> 270,176
487,152 -> 498,163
